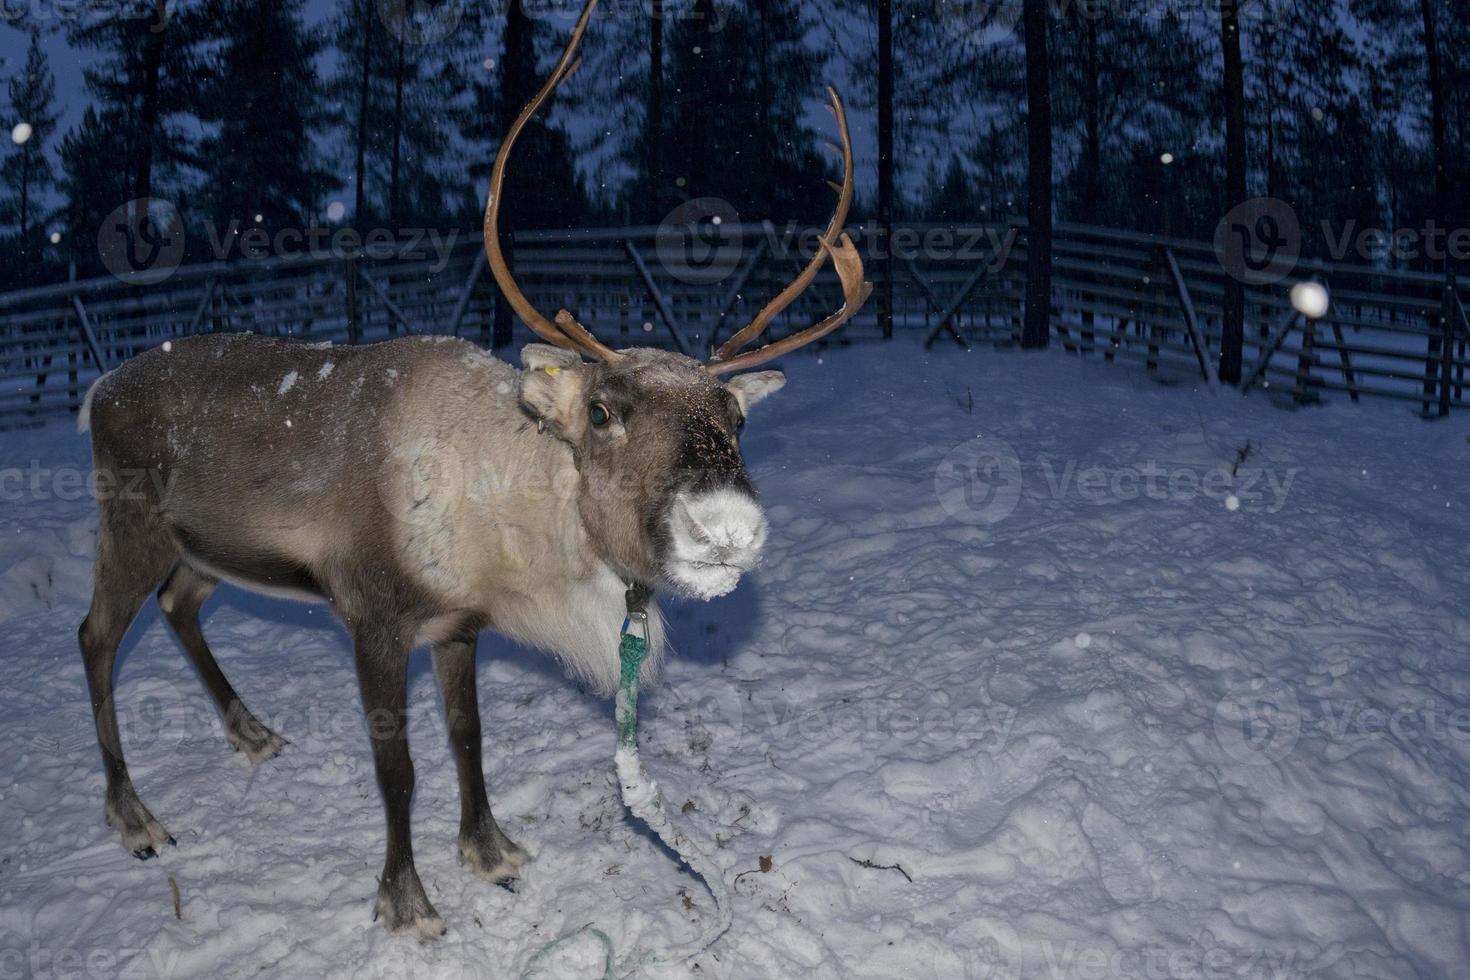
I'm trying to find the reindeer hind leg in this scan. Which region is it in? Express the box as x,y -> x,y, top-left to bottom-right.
158,563 -> 286,763
80,498 -> 180,859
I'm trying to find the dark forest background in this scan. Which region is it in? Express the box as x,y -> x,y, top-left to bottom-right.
0,0 -> 1465,295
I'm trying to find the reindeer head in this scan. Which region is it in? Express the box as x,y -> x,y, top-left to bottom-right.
485,0 -> 871,599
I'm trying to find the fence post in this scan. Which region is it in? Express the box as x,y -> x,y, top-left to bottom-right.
1438,271 -> 1456,417
1294,314 -> 1317,404
344,256 -> 360,344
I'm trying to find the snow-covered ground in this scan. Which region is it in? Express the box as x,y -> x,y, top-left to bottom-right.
1,341 -> 1468,979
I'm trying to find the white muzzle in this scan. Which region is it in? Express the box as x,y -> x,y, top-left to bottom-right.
665,488 -> 769,599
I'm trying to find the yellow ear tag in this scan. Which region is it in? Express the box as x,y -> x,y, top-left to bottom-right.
543,366 -> 562,376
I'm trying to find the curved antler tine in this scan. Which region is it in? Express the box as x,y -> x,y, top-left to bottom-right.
554,309 -> 622,362
706,233 -> 873,375
483,0 -> 621,363
710,86 -> 856,364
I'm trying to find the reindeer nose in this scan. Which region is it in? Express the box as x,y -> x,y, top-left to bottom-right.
665,489 -> 769,599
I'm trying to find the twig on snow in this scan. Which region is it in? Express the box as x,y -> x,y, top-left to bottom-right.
848,856 -> 912,883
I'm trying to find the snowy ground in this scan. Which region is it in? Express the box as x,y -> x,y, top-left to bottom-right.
1,341 -> 1468,979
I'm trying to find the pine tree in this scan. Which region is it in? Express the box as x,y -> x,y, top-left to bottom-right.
1,31 -> 60,275
66,0 -> 195,207
55,107 -> 132,277
1246,0 -> 1376,251
658,0 -> 824,224
192,0 -> 334,244
462,1 -> 591,346
1353,0 -> 1466,271
1019,0 -> 1052,350
1219,0 -> 1248,381
327,0 -> 467,230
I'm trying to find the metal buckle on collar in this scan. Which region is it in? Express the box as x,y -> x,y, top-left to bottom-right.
622,582 -> 653,640
623,609 -> 649,643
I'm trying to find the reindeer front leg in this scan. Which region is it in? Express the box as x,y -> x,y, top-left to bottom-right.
431,637 -> 528,886
353,620 -> 444,940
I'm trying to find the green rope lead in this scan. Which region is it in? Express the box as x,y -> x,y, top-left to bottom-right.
617,631 -> 646,749
523,620 -> 733,979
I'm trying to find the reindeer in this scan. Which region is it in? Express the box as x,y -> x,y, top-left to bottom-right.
76,0 -> 869,940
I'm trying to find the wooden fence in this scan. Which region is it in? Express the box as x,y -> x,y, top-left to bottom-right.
1,220 -> 1465,427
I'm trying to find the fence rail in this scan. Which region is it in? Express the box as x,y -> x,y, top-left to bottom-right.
1,220 -> 1466,427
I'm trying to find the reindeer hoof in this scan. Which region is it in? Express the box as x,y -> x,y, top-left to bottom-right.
106,787 -> 173,858
458,819 -> 528,887
375,873 -> 445,942
226,715 -> 288,764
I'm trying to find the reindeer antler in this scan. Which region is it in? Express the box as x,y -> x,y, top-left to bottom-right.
483,0 -> 622,363
486,0 -> 870,373
704,87 -> 873,375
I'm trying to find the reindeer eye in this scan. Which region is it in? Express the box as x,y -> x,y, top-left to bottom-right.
589,402 -> 611,427
735,415 -> 746,432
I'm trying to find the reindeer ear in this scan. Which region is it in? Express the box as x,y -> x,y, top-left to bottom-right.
724,370 -> 786,414
519,346 -> 587,437
520,343 -> 583,372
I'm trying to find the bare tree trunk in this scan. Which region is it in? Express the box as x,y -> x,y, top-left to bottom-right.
1262,28 -> 1277,200
390,37 -> 405,227
19,144 -> 30,243
1020,0 -> 1052,350
1219,0 -> 1247,383
354,0 -> 373,225
1081,13 -> 1101,220
755,0 -> 774,218
877,0 -> 894,339
134,0 -> 166,205
646,0 -> 664,223
1420,0 -> 1449,267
